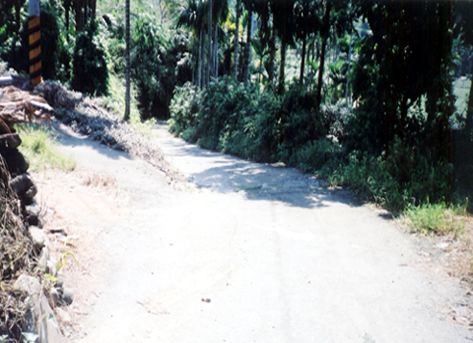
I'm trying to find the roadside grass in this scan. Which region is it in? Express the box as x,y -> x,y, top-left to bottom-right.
17,125 -> 76,172
403,203 -> 467,237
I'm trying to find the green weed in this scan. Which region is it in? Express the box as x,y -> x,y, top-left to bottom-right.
404,203 -> 466,236
17,125 -> 76,172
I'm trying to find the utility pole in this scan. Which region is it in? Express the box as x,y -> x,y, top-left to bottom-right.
28,0 -> 42,87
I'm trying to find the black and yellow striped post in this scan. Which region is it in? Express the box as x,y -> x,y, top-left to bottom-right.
28,0 -> 42,87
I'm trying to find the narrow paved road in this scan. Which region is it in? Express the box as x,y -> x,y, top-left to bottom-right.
41,124 -> 472,342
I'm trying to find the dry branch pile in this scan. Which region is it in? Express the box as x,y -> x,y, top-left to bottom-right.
0,156 -> 32,339
0,86 -> 52,128
0,85 -> 50,341
33,81 -> 183,183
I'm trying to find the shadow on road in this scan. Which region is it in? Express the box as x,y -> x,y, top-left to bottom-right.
160,132 -> 364,210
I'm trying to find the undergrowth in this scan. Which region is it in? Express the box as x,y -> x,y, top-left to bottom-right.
404,203 -> 467,236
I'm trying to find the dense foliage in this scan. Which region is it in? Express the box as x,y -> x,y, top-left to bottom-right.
72,22 -> 108,95
131,17 -> 191,119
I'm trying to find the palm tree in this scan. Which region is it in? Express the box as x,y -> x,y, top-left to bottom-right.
294,0 -> 319,85
315,0 -> 332,109
252,0 -> 274,87
178,0 -> 206,87
242,0 -> 258,84
271,0 -> 296,93
242,9 -> 253,84
233,0 -> 241,80
211,0 -> 228,79
207,0 -> 213,84
124,0 -> 131,121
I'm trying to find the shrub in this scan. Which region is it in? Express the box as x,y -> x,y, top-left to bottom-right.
219,89 -> 280,161
170,78 -> 281,161
328,151 -> 405,210
326,138 -> 454,212
277,84 -> 331,160
72,22 -> 109,95
384,137 -> 452,205
39,2 -> 70,82
169,82 -> 201,140
291,139 -> 342,172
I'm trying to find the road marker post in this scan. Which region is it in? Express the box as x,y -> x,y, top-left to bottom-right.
28,0 -> 42,87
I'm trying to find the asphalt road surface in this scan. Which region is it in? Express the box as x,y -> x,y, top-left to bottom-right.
40,124 -> 472,343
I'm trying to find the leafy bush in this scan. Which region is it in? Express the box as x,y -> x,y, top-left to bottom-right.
169,82 -> 201,139
328,151 -> 405,210
72,22 -> 109,96
277,84 -> 330,160
39,2 -> 69,81
327,139 -> 453,212
171,77 -> 281,161
291,139 -> 342,172
384,138 -> 452,205
218,87 -> 280,162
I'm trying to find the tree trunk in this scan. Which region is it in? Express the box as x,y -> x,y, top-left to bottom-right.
15,1 -> 21,31
74,0 -> 84,31
259,45 -> 265,84
198,27 -> 204,88
233,0 -> 241,81
88,0 -> 96,20
268,28 -> 276,87
300,33 -> 307,85
124,0 -> 131,121
278,40 -> 287,93
466,62 -> 473,138
399,94 -> 408,139
207,0 -> 213,85
316,2 -> 332,109
345,38 -> 352,105
214,26 -> 219,78
65,0 -> 71,34
243,10 -> 253,84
